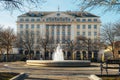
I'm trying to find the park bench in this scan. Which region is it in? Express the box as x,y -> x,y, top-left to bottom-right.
100,59 -> 120,75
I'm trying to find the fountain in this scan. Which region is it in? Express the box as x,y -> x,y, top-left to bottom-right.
26,44 -> 91,67
52,44 -> 64,61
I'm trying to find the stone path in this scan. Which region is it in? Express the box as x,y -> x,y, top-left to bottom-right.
0,62 -> 119,80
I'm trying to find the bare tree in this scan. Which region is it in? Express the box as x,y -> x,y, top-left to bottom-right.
101,23 -> 118,58
0,27 -> 16,61
18,29 -> 34,60
65,40 -> 76,60
114,22 -> 120,38
0,0 -> 46,11
37,34 -> 52,60
76,0 -> 120,13
0,26 -> 3,54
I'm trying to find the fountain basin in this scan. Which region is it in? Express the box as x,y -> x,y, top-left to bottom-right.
26,60 -> 91,67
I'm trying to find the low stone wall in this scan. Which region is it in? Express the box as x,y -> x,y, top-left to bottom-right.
26,60 -> 91,67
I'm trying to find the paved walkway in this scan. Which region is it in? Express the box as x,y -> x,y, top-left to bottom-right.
0,62 -> 119,80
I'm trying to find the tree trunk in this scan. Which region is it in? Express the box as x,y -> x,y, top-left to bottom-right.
6,47 -> 9,62
112,43 -> 115,59
44,47 -> 47,60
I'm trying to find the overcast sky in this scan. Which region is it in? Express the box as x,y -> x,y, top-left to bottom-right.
0,0 -> 120,32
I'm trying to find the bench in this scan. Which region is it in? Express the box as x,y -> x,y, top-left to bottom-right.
100,59 -> 120,75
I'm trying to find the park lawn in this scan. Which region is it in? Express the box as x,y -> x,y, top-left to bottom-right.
0,72 -> 18,80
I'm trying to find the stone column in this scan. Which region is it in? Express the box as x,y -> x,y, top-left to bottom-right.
65,51 -> 68,60
80,51 -> 83,60
74,51 -> 76,60
92,51 -> 94,59
34,51 -> 36,57
60,25 -> 62,44
54,25 -> 56,44
53,25 -> 57,44
23,50 -> 25,55
49,51 -> 51,60
86,51 -> 88,60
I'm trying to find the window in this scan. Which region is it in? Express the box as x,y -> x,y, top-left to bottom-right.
20,24 -> 23,28
62,25 -> 65,29
77,25 -> 80,29
31,24 -> 34,29
77,32 -> 80,35
62,18 -> 65,21
82,32 -> 85,36
25,19 -> 29,22
52,25 -> 54,29
88,32 -> 91,36
62,32 -> 65,35
82,19 -> 86,22
76,19 -> 80,22
31,31 -> 34,35
94,32 -> 97,36
31,13 -> 35,17
46,25 -> 49,29
46,18 -> 49,21
37,31 -> 40,35
62,37 -> 65,43
94,19 -> 97,22
94,25 -> 97,29
20,19 -> 24,22
68,25 -> 71,29
67,18 -> 70,22
26,24 -> 29,29
88,19 -> 91,22
52,18 -> 54,21
57,13 -> 60,16
52,32 -> 54,35
82,25 -> 86,29
57,25 -> 60,29
88,25 -> 91,29
56,18 -> 59,21
37,19 -> 40,22
68,37 -> 70,41
26,30 -> 28,34
31,19 -> 35,22
20,31 -> 23,34
57,32 -> 60,35
68,32 -> 71,35
37,24 -> 40,28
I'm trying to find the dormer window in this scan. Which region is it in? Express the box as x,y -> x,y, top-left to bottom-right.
57,13 -> 60,16
38,13 -> 42,17
31,13 -> 35,17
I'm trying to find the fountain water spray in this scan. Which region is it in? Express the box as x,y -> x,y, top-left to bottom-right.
52,44 -> 64,61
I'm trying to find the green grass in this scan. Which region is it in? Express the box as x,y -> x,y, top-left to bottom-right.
0,72 -> 18,80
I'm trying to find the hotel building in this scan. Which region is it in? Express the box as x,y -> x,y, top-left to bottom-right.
17,11 -> 101,60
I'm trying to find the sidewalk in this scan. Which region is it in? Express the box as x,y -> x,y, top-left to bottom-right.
0,62 -> 118,80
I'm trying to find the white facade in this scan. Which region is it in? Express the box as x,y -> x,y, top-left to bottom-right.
17,11 -> 101,45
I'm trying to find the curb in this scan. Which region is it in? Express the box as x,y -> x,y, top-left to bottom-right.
10,72 -> 27,80
89,74 -> 102,80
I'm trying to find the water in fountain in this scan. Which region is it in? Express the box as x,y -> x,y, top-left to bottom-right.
52,44 -> 64,61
